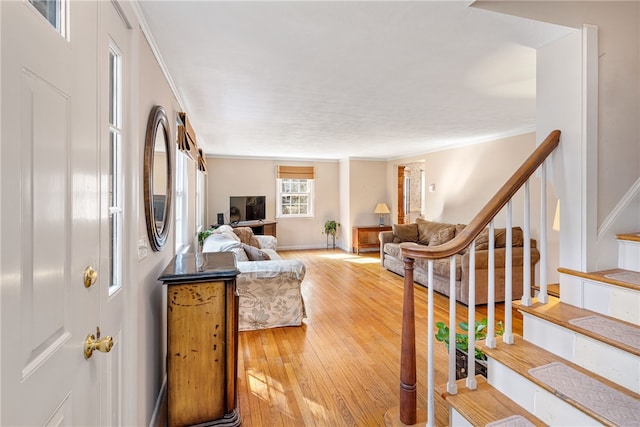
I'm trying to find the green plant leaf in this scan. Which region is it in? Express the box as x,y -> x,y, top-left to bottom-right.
434,317 -> 503,363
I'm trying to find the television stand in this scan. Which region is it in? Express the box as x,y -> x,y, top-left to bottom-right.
230,220 -> 277,237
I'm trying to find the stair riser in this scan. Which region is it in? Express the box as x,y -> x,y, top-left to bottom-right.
522,315 -> 639,393
449,408 -> 472,427
584,281 -> 639,324
561,276 -> 640,324
618,240 -> 640,272
488,360 -> 596,426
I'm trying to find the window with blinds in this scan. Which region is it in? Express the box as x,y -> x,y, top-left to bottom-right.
276,166 -> 315,218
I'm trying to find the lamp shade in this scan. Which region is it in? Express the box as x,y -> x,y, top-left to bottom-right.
374,203 -> 390,214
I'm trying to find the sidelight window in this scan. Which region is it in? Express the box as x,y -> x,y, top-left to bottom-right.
108,46 -> 123,294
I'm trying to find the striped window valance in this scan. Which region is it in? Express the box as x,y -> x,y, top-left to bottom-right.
177,112 -> 198,161
277,165 -> 315,179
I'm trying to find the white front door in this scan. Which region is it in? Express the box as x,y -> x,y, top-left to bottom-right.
1,1 -> 131,424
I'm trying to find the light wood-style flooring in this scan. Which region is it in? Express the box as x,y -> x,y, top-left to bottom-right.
237,249 -> 523,426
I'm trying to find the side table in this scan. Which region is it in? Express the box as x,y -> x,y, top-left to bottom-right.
352,225 -> 392,254
158,252 -> 241,427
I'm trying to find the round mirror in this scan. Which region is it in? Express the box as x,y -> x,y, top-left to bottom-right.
144,105 -> 172,251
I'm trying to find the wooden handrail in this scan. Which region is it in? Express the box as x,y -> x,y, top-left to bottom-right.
400,130 -> 561,260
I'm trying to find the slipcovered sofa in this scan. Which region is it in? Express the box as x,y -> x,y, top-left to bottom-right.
379,218 -> 540,305
202,226 -> 306,331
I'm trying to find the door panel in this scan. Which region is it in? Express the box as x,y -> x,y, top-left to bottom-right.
22,70 -> 70,361
2,1 -> 100,425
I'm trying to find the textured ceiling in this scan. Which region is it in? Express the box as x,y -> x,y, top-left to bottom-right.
137,1 -> 573,160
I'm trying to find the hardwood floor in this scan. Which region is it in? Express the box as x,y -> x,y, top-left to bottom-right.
237,249 -> 523,426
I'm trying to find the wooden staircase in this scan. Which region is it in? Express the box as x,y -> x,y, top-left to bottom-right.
390,132 -> 640,427
441,233 -> 640,426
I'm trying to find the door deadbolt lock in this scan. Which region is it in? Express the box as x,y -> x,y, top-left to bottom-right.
83,266 -> 97,288
84,326 -> 113,359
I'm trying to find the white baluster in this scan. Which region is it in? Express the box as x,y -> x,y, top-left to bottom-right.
504,201 -> 514,344
486,221 -> 496,348
466,242 -> 477,389
522,180 -> 533,306
427,260 -> 435,427
447,255 -> 458,394
539,162 -> 549,303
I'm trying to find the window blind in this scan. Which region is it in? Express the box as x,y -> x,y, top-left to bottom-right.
277,165 -> 315,179
196,148 -> 208,174
177,112 -> 198,161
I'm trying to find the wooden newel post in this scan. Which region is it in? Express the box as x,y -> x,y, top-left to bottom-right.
399,256 -> 417,425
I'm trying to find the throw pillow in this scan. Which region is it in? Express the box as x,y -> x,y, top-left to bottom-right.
392,223 -> 419,243
242,243 -> 271,261
231,246 -> 250,262
475,228 -> 490,250
429,225 -> 455,246
233,227 -> 261,248
415,219 -> 451,246
494,227 -> 524,248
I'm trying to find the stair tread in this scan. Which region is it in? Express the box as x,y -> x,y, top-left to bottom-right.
531,283 -> 560,298
439,376 -> 546,427
515,297 -> 640,356
479,335 -> 640,426
558,267 -> 640,292
617,232 -> 640,243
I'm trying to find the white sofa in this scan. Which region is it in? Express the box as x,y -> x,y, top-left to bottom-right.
202,226 -> 306,331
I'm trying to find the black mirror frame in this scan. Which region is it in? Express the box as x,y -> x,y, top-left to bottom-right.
144,105 -> 173,252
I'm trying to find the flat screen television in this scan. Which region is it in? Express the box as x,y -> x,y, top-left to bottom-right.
229,196 -> 266,223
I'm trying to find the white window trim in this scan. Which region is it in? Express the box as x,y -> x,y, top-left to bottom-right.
174,151 -> 188,253
195,170 -> 205,233
108,44 -> 123,296
275,178 -> 315,219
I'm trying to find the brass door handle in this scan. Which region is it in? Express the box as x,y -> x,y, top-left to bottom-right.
84,327 -> 113,359
84,266 -> 97,288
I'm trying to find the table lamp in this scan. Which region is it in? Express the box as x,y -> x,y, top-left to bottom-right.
374,203 -> 390,226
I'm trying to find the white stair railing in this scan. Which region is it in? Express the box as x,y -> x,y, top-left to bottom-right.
391,130 -> 561,426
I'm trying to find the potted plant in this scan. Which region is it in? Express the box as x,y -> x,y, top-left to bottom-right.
435,317 -> 503,379
322,220 -> 340,249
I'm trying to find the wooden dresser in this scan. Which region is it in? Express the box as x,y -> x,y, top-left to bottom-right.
158,252 -> 240,427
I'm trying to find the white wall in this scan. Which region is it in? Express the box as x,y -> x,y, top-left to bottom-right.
386,132 -> 559,284
204,157 -> 388,252
339,159 -> 351,249
348,160 -> 389,251
206,158 -> 340,249
135,32 -> 183,425
475,0 -> 640,270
